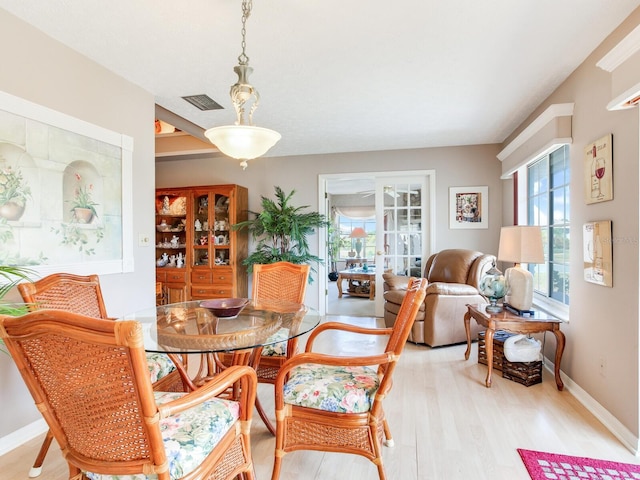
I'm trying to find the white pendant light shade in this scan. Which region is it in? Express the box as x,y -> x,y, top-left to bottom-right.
205,125 -> 280,168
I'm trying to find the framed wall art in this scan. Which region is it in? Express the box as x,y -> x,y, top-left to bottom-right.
449,186 -> 488,229
0,90 -> 133,276
583,220 -> 612,287
583,134 -> 613,204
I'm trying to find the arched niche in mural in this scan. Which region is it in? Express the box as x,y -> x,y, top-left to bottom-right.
62,161 -> 102,225
0,142 -> 38,222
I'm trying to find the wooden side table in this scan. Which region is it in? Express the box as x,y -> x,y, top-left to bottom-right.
464,304 -> 566,390
336,269 -> 376,300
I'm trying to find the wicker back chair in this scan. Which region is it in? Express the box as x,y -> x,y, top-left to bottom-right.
17,273 -> 186,477
271,277 -> 428,480
0,309 -> 257,480
251,262 -> 310,434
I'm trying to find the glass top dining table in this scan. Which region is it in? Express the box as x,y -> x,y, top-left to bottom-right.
120,298 -> 321,355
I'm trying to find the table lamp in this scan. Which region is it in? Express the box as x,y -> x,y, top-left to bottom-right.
350,227 -> 367,259
498,225 -> 545,314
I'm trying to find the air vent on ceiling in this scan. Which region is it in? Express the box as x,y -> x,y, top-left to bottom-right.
182,94 -> 224,111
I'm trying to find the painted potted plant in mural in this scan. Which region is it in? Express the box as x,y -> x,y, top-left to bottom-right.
233,186 -> 329,281
0,166 -> 32,221
69,173 -> 98,224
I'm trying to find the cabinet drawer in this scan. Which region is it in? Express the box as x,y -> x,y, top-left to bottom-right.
165,271 -> 186,283
156,270 -> 167,282
191,270 -> 212,284
191,285 -> 234,299
212,267 -> 234,285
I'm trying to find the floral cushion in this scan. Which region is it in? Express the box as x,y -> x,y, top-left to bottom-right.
146,352 -> 177,384
85,391 -> 239,480
261,327 -> 289,357
283,364 -> 380,413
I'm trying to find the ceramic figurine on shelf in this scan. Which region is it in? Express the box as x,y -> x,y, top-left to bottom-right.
171,235 -> 180,248
162,196 -> 170,214
168,255 -> 176,267
194,219 -> 202,231
176,252 -> 184,268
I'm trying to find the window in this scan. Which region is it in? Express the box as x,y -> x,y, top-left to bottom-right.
337,216 -> 375,260
527,144 -> 570,306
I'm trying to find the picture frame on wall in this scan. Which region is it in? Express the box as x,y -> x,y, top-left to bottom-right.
583,220 -> 612,287
449,186 -> 488,229
583,134 -> 613,204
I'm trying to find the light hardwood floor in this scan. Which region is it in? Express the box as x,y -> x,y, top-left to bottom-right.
1,315 -> 638,479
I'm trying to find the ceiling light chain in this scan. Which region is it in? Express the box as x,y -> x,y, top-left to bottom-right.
238,0 -> 251,66
204,0 -> 280,169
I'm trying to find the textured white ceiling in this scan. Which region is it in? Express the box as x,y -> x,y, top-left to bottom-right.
1,0 -> 639,160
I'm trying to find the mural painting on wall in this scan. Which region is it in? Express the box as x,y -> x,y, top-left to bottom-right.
0,90 -> 132,275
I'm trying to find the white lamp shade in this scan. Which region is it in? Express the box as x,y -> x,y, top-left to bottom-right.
204,125 -> 281,160
498,226 -> 544,264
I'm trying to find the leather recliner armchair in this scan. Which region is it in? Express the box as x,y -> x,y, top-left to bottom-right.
383,249 -> 495,347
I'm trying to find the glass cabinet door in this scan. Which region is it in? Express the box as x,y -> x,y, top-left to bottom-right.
212,193 -> 230,266
155,193 -> 187,268
192,193 -> 211,267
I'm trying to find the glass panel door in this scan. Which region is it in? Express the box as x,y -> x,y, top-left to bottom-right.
375,177 -> 428,316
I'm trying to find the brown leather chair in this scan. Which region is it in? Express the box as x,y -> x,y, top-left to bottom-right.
383,249 -> 494,347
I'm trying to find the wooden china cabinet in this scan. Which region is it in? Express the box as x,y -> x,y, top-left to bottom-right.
155,185 -> 248,303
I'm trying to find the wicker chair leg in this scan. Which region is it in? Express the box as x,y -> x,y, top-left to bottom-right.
382,418 -> 394,447
255,395 -> 276,435
271,453 -> 284,480
29,429 -> 54,477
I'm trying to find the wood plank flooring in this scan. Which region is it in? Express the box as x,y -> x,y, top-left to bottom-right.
1,315 -> 638,479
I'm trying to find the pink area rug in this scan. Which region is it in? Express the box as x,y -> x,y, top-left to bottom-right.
518,449 -> 640,479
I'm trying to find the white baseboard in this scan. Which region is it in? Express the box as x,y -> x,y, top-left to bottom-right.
0,419 -> 47,456
544,360 -> 640,456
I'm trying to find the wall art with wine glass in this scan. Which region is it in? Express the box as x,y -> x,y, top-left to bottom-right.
583,134 -> 613,204
583,220 -> 612,287
0,90 -> 133,276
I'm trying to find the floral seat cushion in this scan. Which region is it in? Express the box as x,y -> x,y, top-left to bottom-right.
283,364 -> 380,413
146,352 -> 177,384
85,391 -> 239,480
261,327 -> 289,357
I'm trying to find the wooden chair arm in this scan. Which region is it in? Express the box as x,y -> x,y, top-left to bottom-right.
158,365 -> 257,418
305,321 -> 393,352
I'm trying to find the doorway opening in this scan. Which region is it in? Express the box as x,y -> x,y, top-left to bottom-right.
318,170 -> 435,318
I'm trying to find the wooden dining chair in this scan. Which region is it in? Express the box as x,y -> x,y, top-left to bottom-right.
271,277 -> 428,480
250,262 -> 310,434
0,309 -> 257,480
17,273 -> 186,477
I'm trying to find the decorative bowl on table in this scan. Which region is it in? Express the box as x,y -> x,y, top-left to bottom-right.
200,298 -> 249,318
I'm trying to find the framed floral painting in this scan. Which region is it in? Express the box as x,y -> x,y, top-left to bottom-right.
0,90 -> 133,275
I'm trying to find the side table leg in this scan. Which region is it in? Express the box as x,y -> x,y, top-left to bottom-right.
337,274 -> 343,298
485,328 -> 494,388
464,311 -> 472,360
552,329 -> 566,391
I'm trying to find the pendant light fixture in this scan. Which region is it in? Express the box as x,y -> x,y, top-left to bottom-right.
205,0 -> 281,169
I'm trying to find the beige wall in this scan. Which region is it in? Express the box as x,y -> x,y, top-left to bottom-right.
501,9 -> 640,442
156,144 -> 504,307
0,10 -> 157,438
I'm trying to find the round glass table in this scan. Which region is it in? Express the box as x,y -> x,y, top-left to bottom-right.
120,298 -> 321,390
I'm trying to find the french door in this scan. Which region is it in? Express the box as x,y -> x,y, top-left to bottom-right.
374,175 -> 432,316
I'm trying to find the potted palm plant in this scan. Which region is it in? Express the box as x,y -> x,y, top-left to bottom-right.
233,186 -> 329,280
